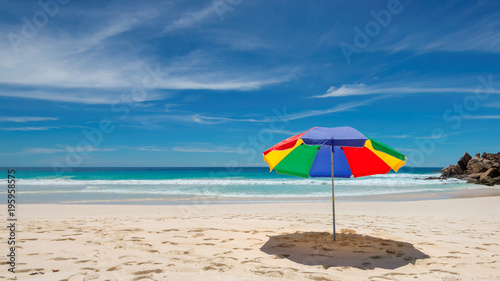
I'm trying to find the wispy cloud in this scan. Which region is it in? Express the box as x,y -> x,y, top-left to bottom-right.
132,98 -> 378,129
192,114 -> 268,124
0,117 -> 58,122
369,134 -> 413,139
19,146 -> 117,155
268,129 -> 300,136
465,115 -> 500,119
0,125 -> 88,131
161,5 -> 214,34
172,145 -> 237,153
0,126 -> 60,131
280,98 -> 380,121
0,90 -> 166,105
383,12 -> 500,54
148,51 -> 297,91
314,83 -> 500,98
122,145 -> 238,153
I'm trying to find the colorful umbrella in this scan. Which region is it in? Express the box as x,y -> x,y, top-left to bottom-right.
263,126 -> 406,240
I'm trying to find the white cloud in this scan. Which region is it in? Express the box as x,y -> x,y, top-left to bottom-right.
268,129 -> 300,136
161,5 -> 214,34
19,146 -> 117,154
465,115 -> 500,119
131,98 -> 377,129
0,125 -> 87,131
0,90 -> 166,105
147,51 -> 296,91
314,83 -> 500,98
280,98 -> 380,121
121,145 -> 238,153
0,117 -> 58,122
370,134 -> 412,139
384,14 -> 500,54
0,126 -> 60,131
172,145 -> 237,153
192,114 -> 267,124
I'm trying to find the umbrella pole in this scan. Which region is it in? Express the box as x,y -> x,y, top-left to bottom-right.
331,146 -> 336,241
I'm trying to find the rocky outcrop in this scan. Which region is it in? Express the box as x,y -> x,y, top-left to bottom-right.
440,152 -> 500,186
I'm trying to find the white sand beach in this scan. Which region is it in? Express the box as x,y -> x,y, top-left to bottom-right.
2,196 -> 500,281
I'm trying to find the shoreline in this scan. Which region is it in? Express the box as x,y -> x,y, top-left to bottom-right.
23,186 -> 500,205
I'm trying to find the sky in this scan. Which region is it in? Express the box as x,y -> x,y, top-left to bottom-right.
0,0 -> 499,168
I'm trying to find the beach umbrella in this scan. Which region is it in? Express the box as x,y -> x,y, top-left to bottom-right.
262,126 -> 406,240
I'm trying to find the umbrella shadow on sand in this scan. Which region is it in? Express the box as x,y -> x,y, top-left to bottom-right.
260,231 -> 430,270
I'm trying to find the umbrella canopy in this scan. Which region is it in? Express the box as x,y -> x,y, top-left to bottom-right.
262,126 -> 406,240
263,126 -> 406,178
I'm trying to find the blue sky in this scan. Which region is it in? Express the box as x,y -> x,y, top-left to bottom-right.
0,0 -> 499,167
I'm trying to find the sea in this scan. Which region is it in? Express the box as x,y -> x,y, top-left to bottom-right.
2,166 -> 483,204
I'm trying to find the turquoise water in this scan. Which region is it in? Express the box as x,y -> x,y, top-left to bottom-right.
2,167 -> 474,204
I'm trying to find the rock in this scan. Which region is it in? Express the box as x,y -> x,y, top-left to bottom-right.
494,176 -> 500,185
467,173 -> 483,180
478,168 -> 500,186
442,151 -> 500,186
479,168 -> 500,182
467,161 -> 488,174
424,176 -> 444,180
442,165 -> 460,177
457,152 -> 472,171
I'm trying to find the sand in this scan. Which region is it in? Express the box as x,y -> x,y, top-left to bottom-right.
2,197 -> 500,280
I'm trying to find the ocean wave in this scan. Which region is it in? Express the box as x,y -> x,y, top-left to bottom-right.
15,174 -> 464,186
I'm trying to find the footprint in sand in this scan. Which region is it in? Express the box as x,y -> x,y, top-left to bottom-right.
75,260 -> 93,264
203,262 -> 233,272
133,269 -> 163,275
161,241 -> 179,245
214,251 -> 233,256
106,265 -> 123,271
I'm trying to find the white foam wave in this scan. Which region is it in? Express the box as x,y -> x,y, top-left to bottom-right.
15,174 -> 463,187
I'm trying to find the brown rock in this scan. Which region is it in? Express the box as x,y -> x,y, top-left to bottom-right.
457,152 -> 472,171
482,159 -> 494,170
468,173 -> 483,180
468,162 -> 488,174
479,168 -> 500,182
478,168 -> 500,186
443,152 -> 500,186
494,176 -> 500,185
466,178 -> 477,184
